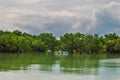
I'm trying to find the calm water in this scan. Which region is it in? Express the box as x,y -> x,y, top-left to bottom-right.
0,53 -> 120,80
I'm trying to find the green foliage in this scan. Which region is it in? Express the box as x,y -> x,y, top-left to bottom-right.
114,38 -> 120,52
60,33 -> 75,54
60,33 -> 103,54
0,30 -> 58,53
0,30 -> 120,54
31,39 -> 46,52
38,33 -> 59,53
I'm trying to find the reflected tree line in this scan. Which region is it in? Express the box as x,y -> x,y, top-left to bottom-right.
0,53 -> 119,74
0,30 -> 120,54
0,53 -> 56,71
0,53 -> 104,74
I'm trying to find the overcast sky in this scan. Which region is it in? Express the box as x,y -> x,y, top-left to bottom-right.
0,0 -> 120,37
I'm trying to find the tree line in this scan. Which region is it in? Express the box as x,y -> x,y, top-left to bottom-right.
0,30 -> 120,54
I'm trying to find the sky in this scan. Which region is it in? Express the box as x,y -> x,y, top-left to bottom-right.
0,0 -> 120,37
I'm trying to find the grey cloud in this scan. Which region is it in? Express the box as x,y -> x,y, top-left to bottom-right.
1,0 -> 120,37
14,14 -> 90,37
91,2 -> 120,34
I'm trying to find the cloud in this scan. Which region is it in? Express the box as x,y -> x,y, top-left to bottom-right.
92,2 -> 120,34
0,0 -> 120,37
15,12 -> 93,37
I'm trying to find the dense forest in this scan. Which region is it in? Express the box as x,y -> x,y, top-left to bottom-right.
0,30 -> 120,54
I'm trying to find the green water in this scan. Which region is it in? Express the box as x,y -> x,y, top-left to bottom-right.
0,53 -> 120,80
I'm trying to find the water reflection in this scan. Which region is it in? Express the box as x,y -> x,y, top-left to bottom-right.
0,53 -> 120,76
60,56 -> 100,74
100,59 -> 120,67
98,58 -> 120,80
0,53 -> 56,71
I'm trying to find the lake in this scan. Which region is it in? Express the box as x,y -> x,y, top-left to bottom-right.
0,53 -> 120,80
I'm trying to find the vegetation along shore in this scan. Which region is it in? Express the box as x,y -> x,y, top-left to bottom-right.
0,30 -> 120,55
